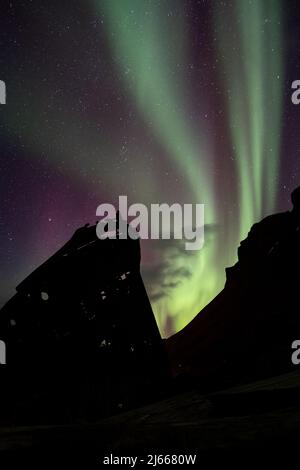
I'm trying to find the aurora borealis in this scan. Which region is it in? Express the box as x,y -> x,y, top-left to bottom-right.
0,0 -> 299,337
215,0 -> 283,236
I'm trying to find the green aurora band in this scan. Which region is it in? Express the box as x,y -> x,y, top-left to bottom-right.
97,0 -> 283,334
215,0 -> 283,237
98,0 -> 220,332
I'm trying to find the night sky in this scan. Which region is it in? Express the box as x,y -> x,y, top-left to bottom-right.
0,0 -> 300,337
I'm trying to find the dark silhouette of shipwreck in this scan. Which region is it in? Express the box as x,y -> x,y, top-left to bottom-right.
0,221 -> 169,423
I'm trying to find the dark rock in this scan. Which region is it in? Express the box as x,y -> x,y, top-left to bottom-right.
166,186 -> 300,387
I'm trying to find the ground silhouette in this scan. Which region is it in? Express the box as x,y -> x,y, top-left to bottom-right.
1,188 -> 300,428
